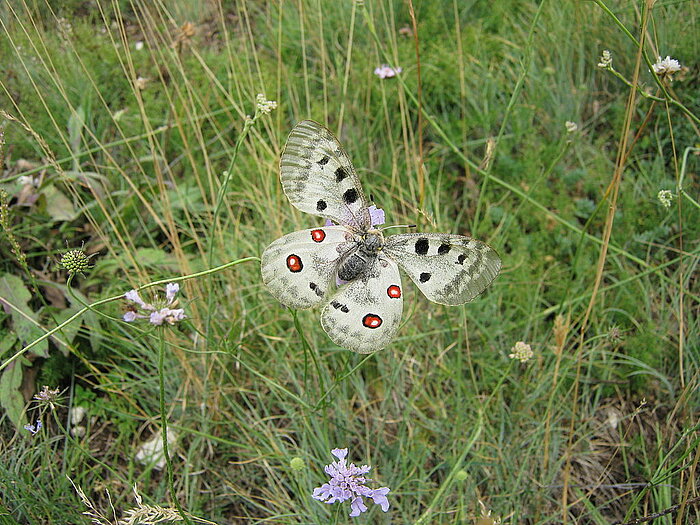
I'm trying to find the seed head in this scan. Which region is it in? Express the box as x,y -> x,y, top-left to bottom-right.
290,457 -> 306,471
60,248 -> 94,277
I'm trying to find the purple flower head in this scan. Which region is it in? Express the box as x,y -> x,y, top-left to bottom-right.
123,283 -> 186,326
312,448 -> 391,518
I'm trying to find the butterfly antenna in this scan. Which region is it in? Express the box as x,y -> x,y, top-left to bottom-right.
379,224 -> 416,231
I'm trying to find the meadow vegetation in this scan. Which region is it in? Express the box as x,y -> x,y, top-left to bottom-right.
0,0 -> 698,523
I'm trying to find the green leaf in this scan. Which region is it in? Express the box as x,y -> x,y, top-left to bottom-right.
42,184 -> 76,222
0,332 -> 17,359
0,273 -> 48,357
0,358 -> 28,429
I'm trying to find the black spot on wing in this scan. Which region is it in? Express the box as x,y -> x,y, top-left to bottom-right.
438,243 -> 451,255
343,188 -> 358,204
415,238 -> 429,255
456,254 -> 467,265
335,167 -> 348,182
316,199 -> 327,211
331,300 -> 350,314
419,272 -> 431,283
317,156 -> 330,166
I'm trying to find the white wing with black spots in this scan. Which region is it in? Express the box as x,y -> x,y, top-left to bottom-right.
383,233 -> 501,305
320,255 -> 403,353
280,120 -> 371,230
261,226 -> 354,309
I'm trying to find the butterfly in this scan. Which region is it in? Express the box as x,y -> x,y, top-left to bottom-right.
261,120 -> 501,353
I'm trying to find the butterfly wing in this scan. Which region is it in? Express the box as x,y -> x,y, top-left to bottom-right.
280,120 -> 371,230
320,255 -> 403,353
261,226 -> 353,309
383,233 -> 501,305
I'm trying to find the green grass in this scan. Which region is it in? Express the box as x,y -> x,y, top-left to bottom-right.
0,0 -> 699,523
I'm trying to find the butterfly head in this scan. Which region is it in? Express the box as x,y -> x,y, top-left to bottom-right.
361,229 -> 384,254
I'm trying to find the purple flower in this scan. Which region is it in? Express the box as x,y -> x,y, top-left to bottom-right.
165,283 -> 179,303
312,448 -> 391,518
123,283 -> 186,326
368,205 -> 385,227
24,419 -> 42,435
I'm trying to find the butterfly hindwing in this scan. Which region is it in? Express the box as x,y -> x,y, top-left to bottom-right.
280,120 -> 371,230
261,226 -> 353,309
383,233 -> 501,306
320,255 -> 403,353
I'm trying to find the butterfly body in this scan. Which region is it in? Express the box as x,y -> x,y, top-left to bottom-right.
262,120 -> 501,353
337,229 -> 384,282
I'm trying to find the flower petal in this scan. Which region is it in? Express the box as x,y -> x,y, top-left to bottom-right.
149,310 -> 166,326
370,487 -> 391,511
165,283 -> 179,304
312,484 -> 332,501
125,289 -> 154,310
331,448 -> 348,461
349,496 -> 368,517
368,205 -> 385,227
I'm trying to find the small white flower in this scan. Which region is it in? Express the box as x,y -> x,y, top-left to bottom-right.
509,341 -> 534,363
255,93 -> 278,115
149,307 -> 185,326
374,65 -> 402,79
658,189 -> 674,208
597,50 -> 612,69
652,56 -> 681,77
565,121 -> 578,133
134,41 -> 144,51
123,283 -> 186,326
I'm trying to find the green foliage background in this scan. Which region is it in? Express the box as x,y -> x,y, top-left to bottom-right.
0,0 -> 698,523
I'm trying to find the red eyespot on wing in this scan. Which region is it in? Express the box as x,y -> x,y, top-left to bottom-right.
362,313 -> 383,329
387,285 -> 401,299
286,254 -> 303,273
311,229 -> 326,243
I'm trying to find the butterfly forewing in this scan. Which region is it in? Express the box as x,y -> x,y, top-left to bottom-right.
261,226 -> 352,309
320,255 -> 403,353
383,233 -> 501,305
280,120 -> 371,230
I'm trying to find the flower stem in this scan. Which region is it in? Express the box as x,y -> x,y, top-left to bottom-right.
158,329 -> 192,525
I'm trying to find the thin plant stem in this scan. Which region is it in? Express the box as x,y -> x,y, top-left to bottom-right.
158,329 -> 192,525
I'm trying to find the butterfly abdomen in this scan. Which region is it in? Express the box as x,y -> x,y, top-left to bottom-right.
336,231 -> 384,282
338,252 -> 372,282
